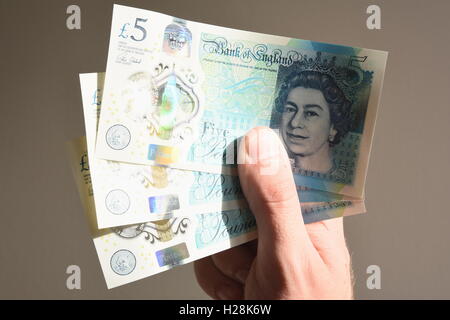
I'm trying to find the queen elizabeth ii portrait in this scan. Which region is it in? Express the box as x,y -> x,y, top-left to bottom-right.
273,52 -> 365,182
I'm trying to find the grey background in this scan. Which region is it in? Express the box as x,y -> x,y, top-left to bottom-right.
0,0 -> 449,299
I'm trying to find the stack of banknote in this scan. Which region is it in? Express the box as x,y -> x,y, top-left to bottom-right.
67,4 -> 387,288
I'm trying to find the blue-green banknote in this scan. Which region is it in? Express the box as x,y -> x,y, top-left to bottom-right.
95,5 -> 387,200
81,72 -> 363,229
67,136 -> 365,288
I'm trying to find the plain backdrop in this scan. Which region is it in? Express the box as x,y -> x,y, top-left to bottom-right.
1,0 -> 449,299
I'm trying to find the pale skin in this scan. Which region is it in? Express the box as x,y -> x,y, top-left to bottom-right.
194,127 -> 353,299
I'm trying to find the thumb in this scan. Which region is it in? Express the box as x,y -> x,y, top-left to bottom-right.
237,127 -> 312,258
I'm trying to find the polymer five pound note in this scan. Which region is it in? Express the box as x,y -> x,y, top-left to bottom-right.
65,3 -> 386,288
95,4 -> 387,199
80,72 -> 365,228
67,136 -> 365,288
81,72 -> 244,228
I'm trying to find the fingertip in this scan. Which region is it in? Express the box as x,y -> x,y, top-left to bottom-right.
236,126 -> 310,254
238,126 -> 289,169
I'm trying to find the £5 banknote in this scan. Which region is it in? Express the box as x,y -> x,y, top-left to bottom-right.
67,136 -> 365,288
80,72 -> 364,228
95,4 -> 387,199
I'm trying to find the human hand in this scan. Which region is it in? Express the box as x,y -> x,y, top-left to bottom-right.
194,127 -> 353,299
